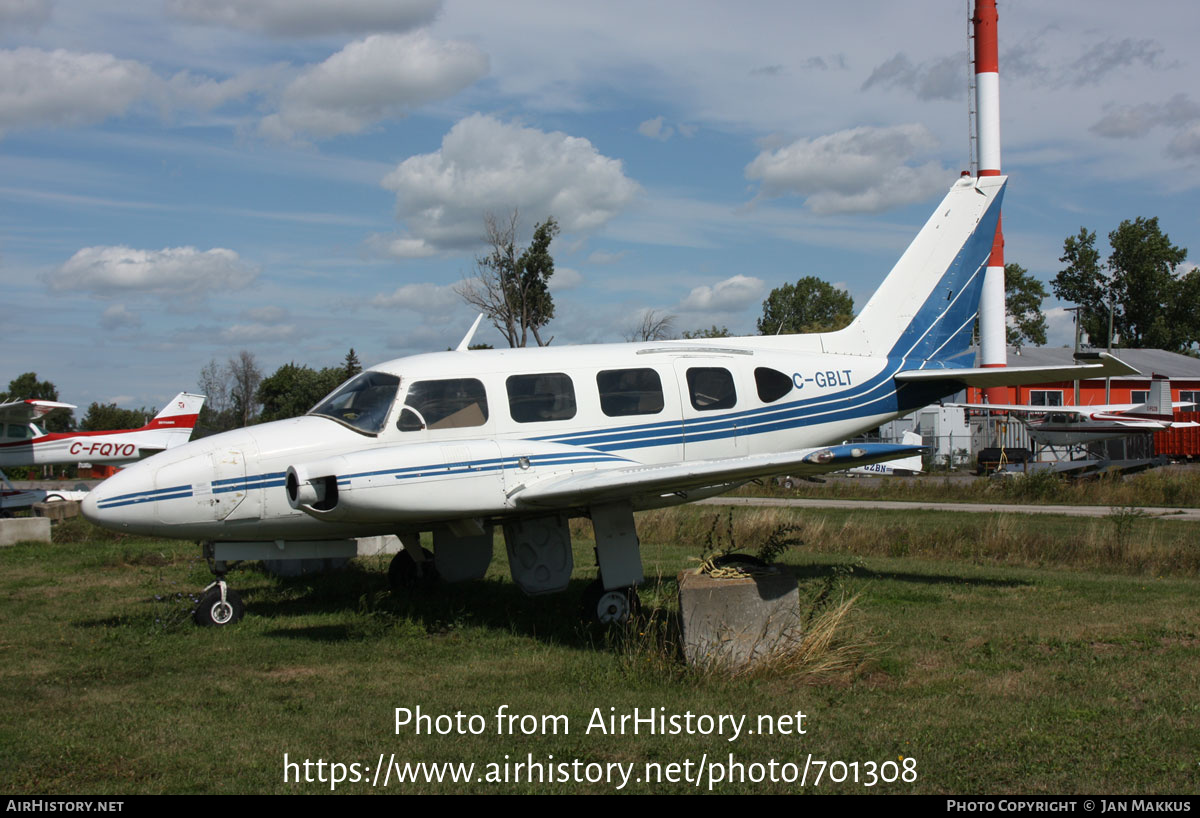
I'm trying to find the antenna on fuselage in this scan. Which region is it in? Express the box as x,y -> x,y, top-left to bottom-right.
456,313 -> 485,351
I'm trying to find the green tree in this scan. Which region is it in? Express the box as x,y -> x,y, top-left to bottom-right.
757,277 -> 854,335
455,212 -> 560,347
2,373 -> 73,432
257,363 -> 346,423
1003,263 -> 1048,350
343,348 -> 362,380
1053,218 -> 1194,351
681,325 -> 733,339
80,403 -> 153,431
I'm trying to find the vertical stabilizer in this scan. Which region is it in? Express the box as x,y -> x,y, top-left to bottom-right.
145,393 -> 205,430
822,175 -> 1005,365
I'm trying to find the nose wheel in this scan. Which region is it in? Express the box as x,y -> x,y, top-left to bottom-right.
193,579 -> 244,627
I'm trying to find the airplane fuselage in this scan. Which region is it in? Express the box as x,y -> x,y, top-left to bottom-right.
85,340 -> 952,542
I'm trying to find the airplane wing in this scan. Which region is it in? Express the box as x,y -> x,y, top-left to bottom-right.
941,402 -> 1087,415
894,352 -> 1139,389
508,442 -> 922,509
0,398 -> 76,425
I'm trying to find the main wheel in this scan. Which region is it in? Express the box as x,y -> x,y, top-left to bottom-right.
582,579 -> 640,625
388,547 -> 438,591
193,585 -> 244,627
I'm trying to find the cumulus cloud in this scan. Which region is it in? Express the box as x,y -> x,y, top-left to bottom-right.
0,48 -> 153,134
548,266 -> 583,292
638,116 -> 673,141
1070,38 -> 1166,86
745,124 -> 949,214
1091,94 -> 1200,157
167,0 -> 440,37
50,246 -> 258,302
861,52 -> 963,101
676,275 -> 764,313
218,323 -> 299,343
166,66 -> 284,112
382,114 -> 640,250
259,31 -> 487,140
242,305 -> 289,322
98,304 -> 142,331
371,281 -> 461,313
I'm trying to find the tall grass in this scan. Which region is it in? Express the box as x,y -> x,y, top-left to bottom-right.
745,467 -> 1200,507
633,505 -> 1200,577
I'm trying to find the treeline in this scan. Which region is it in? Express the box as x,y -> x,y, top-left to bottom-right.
195,349 -> 363,436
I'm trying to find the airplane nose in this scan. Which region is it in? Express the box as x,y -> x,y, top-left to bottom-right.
81,459 -> 162,534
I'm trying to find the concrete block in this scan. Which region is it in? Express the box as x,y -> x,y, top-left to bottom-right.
0,517 -> 52,547
678,569 -> 802,670
33,500 -> 81,521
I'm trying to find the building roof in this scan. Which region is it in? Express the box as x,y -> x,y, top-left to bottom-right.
993,346 -> 1200,380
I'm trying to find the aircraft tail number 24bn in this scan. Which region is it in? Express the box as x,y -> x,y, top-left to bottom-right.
83,175 -> 1137,626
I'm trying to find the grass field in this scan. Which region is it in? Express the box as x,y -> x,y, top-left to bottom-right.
1,509 -> 1197,795
741,466 -> 1200,508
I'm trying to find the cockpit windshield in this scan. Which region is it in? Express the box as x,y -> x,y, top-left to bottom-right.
309,371 -> 400,435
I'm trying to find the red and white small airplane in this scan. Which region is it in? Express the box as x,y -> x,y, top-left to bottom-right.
948,375 -> 1197,446
0,392 -> 206,468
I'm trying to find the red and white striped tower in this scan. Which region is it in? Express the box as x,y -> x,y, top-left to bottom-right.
974,0 -> 1006,403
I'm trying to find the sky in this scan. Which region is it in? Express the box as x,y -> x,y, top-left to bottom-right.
2,0 -> 1199,410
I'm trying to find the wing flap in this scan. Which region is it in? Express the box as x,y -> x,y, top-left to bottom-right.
509,442 -> 923,509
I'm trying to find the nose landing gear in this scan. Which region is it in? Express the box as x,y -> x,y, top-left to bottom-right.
193,578 -> 244,627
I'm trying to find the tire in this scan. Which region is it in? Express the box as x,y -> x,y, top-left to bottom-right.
44,494 -> 65,502
782,479 -> 795,489
388,547 -> 438,591
193,586 -> 244,627
581,579 -> 640,625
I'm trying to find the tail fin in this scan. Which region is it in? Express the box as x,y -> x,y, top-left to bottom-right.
823,175 -> 1006,364
144,392 -> 205,431
1129,374 -> 1175,422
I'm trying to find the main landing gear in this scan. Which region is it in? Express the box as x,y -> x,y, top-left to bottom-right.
387,546 -> 438,591
581,579 -> 641,625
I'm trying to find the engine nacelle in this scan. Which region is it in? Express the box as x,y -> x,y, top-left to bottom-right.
284,439 -> 631,525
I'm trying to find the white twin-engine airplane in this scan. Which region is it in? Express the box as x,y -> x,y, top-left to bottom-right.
82,176 -> 1138,627
0,393 -> 206,468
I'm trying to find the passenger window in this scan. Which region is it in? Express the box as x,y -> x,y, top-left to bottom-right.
687,367 -> 736,411
398,378 -> 489,431
755,367 -> 793,403
506,373 -> 576,423
597,369 -> 664,417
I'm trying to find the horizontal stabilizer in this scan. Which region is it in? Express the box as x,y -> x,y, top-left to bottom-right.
895,353 -> 1139,389
511,442 -> 923,509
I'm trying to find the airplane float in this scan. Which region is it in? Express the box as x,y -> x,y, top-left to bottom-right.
948,375 -> 1196,448
81,175 -> 1139,627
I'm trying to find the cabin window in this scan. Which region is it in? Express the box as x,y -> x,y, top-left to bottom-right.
687,367 -> 737,411
754,367 -> 793,403
4,424 -> 31,440
309,370 -> 401,434
506,373 -> 576,423
597,368 -> 664,417
398,378 -> 489,431
1029,390 -> 1063,407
